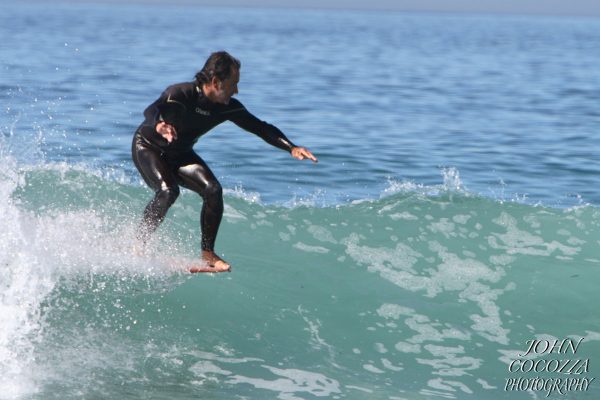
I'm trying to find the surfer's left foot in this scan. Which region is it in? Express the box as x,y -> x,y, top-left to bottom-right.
191,251 -> 231,273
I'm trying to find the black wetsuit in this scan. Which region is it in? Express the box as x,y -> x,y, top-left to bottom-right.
132,81 -> 296,251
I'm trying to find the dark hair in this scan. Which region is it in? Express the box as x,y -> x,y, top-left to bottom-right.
195,51 -> 241,84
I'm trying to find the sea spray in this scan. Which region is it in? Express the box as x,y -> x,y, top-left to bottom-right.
0,155 -> 53,399
0,155 -> 186,399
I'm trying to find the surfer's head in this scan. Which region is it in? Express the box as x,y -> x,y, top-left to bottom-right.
196,51 -> 241,105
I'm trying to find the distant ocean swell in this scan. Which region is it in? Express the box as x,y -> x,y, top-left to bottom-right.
1,152 -> 600,399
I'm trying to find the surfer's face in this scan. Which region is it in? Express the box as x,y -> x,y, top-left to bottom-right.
213,67 -> 239,105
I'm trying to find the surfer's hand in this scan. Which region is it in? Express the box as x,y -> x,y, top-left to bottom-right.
291,146 -> 318,163
156,122 -> 177,143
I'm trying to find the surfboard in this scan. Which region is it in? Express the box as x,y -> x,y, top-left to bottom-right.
188,264 -> 231,273
156,256 -> 231,274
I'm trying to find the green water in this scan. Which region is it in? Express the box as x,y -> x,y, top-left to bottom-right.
2,166 -> 599,399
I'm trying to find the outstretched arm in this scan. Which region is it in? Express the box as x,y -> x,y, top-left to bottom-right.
226,100 -> 318,163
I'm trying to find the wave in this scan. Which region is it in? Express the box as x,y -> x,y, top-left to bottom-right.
2,157 -> 600,399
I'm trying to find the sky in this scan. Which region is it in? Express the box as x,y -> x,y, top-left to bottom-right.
37,0 -> 600,17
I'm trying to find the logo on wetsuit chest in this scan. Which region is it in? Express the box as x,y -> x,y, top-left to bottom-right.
195,108 -> 211,116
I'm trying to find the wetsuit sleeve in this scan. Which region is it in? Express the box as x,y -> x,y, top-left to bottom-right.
143,85 -> 190,131
224,99 -> 296,152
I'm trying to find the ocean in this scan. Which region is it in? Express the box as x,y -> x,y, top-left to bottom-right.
2,2 -> 600,399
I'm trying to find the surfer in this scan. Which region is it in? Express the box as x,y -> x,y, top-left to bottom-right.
132,51 -> 317,272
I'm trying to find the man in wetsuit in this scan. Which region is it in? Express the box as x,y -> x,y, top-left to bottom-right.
132,51 -> 317,272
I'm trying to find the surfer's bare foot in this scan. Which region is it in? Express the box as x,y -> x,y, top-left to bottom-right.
198,250 -> 231,272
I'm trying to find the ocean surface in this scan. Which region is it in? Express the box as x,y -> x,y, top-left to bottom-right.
2,2 -> 600,399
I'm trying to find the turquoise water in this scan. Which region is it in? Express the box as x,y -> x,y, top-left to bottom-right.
3,162 -> 600,399
2,2 -> 600,399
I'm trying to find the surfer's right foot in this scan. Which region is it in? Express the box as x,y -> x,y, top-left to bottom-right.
198,250 -> 231,272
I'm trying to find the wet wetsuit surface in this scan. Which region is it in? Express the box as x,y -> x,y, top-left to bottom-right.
132,81 -> 296,250
137,81 -> 295,154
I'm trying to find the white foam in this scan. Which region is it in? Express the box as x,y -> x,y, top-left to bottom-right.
427,218 -> 457,239
374,342 -> 388,354
223,185 -> 262,204
283,189 -> 327,208
223,203 -> 248,222
381,178 -> 425,197
579,331 -> 600,341
297,306 -> 338,366
0,154 -> 189,398
0,156 -> 52,397
187,350 -> 263,364
346,385 -> 373,393
419,388 -> 456,399
306,224 -> 337,244
378,304 -> 471,355
381,358 -> 403,371
363,364 -> 385,374
394,341 -> 422,354
490,212 -> 581,257
427,378 -> 473,394
381,167 -> 466,200
228,365 -> 341,399
417,344 -> 482,377
460,282 -> 512,345
189,360 -> 232,377
389,212 -> 419,221
293,242 -> 330,254
441,167 -> 465,192
452,214 -> 471,224
347,230 -> 511,345
477,378 -> 497,390
376,304 -> 415,320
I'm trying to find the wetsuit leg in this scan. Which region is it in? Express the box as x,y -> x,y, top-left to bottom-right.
174,152 -> 223,252
132,135 -> 180,241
